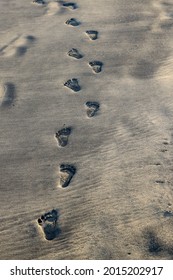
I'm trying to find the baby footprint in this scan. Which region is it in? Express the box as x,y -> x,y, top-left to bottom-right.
59,164 -> 76,188
55,127 -> 72,147
89,61 -> 103,73
85,101 -> 100,117
65,18 -> 80,26
62,2 -> 78,10
64,78 -> 81,92
68,48 -> 83,59
85,30 -> 98,40
37,209 -> 59,240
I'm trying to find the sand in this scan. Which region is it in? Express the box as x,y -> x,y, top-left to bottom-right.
1,0 -> 173,260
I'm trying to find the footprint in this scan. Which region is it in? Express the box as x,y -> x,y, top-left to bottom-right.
1,35 -> 35,57
32,0 -> 45,4
68,48 -> 83,59
64,78 -> 81,92
59,164 -> 76,188
85,101 -> 100,117
89,61 -> 103,73
37,209 -> 59,240
85,30 -> 98,40
55,127 -> 71,147
62,2 -> 78,10
65,18 -> 80,26
0,83 -> 15,108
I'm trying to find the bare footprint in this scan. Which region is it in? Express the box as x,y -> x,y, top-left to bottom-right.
55,127 -> 71,147
1,35 -> 35,57
85,101 -> 100,117
89,61 -> 103,73
85,30 -> 98,40
0,83 -> 15,108
64,78 -> 81,92
37,209 -> 59,240
61,1 -> 78,10
68,48 -> 83,59
59,164 -> 76,188
65,18 -> 80,26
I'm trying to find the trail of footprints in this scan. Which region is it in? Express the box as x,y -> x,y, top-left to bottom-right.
36,1 -> 173,242
31,1 -> 173,255
33,0 -> 102,240
0,0 -> 102,241
1,1 -> 172,247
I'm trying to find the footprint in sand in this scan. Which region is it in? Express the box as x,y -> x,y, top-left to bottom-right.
85,30 -> 98,40
64,78 -> 81,92
88,61 -> 103,73
61,1 -> 78,10
0,35 -> 35,58
59,164 -> 76,188
55,127 -> 72,147
65,18 -> 80,26
0,83 -> 15,108
37,209 -> 59,240
85,101 -> 100,118
68,48 -> 83,59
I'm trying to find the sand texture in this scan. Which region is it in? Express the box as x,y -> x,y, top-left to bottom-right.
1,0 -> 173,260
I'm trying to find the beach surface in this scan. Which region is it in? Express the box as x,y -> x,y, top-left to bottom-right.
1,0 -> 173,259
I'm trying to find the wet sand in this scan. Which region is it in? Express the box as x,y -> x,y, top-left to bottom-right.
1,0 -> 173,259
